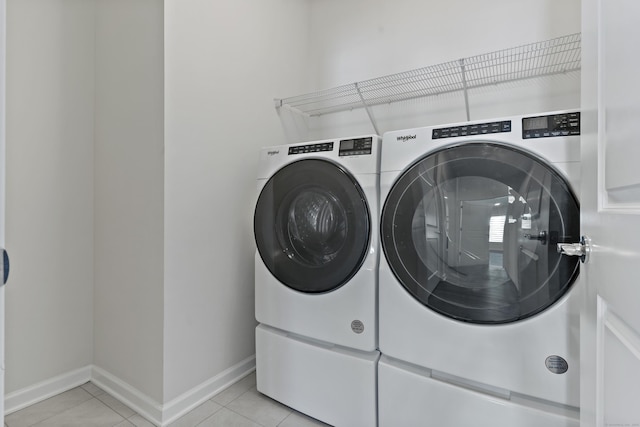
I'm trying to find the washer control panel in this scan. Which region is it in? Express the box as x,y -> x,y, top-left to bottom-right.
288,142 -> 333,155
522,112 -> 580,139
339,137 -> 373,156
432,120 -> 511,139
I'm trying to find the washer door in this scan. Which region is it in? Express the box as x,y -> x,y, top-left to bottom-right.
255,159 -> 371,293
381,143 -> 580,324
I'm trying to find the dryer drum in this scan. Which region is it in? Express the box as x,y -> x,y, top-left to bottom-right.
255,159 -> 371,294
381,142 -> 580,324
280,186 -> 348,265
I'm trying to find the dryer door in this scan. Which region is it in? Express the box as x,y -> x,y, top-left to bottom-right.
255,159 -> 371,293
381,143 -> 580,324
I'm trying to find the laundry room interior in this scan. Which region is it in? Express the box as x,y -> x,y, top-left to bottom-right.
2,0 -> 639,426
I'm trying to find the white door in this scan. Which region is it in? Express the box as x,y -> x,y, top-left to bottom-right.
581,1 -> 640,426
0,0 -> 5,422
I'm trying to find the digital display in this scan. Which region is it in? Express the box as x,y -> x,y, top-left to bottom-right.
340,140 -> 354,150
521,112 -> 580,139
339,137 -> 373,156
523,116 -> 548,131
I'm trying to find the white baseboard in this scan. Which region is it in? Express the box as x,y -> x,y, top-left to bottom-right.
4,366 -> 92,414
161,355 -> 256,425
90,366 -> 164,425
4,356 -> 256,427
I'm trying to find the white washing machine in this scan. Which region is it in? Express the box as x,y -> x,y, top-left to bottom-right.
254,135 -> 381,427
377,112 -> 582,427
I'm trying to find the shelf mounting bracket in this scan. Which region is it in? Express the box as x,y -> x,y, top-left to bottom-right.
355,82 -> 381,136
459,58 -> 471,122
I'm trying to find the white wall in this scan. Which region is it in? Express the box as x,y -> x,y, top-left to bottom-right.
289,0 -> 582,140
308,0 -> 581,86
4,0 -> 165,410
4,0 -> 311,412
93,0 -> 165,403
163,0 -> 311,402
5,0 -> 95,393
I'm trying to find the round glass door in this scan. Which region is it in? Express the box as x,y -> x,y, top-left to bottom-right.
254,159 -> 371,293
381,143 -> 580,324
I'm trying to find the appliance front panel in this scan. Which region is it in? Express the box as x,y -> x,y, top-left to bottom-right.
378,357 -> 580,427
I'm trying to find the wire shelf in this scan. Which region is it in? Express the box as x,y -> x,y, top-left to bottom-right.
275,33 -> 581,118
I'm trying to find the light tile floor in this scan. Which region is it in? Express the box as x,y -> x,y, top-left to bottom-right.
4,372 -> 331,427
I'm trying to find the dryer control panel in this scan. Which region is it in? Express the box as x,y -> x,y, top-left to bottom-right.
339,137 -> 373,156
432,120 -> 511,139
288,142 -> 334,155
522,112 -> 580,139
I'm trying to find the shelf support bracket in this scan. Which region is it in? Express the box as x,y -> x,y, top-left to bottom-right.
459,58 -> 471,121
274,101 -> 311,143
355,82 -> 381,136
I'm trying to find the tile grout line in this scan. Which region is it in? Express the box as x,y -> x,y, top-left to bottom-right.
216,386 -> 292,427
201,386 -> 255,427
195,383 -> 271,427
25,393 -> 95,427
40,397 -> 127,427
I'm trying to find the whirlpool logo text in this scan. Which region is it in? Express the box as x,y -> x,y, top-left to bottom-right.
397,135 -> 417,142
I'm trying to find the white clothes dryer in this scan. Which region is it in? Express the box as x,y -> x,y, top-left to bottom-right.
254,135 -> 381,427
377,112 -> 582,427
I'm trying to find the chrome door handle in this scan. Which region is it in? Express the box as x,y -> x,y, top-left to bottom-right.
557,236 -> 590,263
